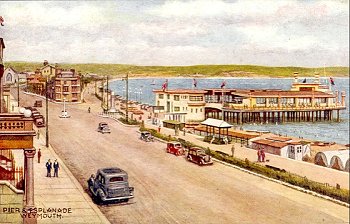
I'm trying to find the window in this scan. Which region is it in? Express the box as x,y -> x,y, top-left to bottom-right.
72,93 -> 78,98
189,96 -> 203,101
174,95 -> 180,101
256,98 -> 266,104
174,107 -> 180,112
110,177 -> 123,182
191,108 -> 193,113
269,98 -> 278,104
159,94 -> 164,99
63,86 -> 69,92
6,73 -> 12,82
195,108 -> 198,113
200,108 -> 203,112
167,94 -> 170,99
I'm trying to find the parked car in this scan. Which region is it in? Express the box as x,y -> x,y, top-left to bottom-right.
187,147 -> 213,165
140,131 -> 154,142
88,167 -> 134,203
166,142 -> 185,156
33,115 -> 45,128
97,122 -> 111,134
34,100 -> 42,107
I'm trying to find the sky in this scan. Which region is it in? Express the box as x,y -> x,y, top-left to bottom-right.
0,0 -> 349,67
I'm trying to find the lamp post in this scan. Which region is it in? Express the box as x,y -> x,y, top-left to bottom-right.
63,97 -> 66,113
122,72 -> 129,121
45,77 -> 49,147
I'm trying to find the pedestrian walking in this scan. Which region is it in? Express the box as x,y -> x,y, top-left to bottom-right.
257,149 -> 261,162
37,148 -> 41,163
45,159 -> 52,177
158,124 -> 161,133
183,127 -> 186,136
88,107 -> 91,113
53,159 -> 60,177
223,136 -> 228,145
261,149 -> 266,162
231,145 -> 235,157
37,131 -> 40,139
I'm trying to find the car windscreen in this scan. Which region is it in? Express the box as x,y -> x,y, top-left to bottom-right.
109,176 -> 124,182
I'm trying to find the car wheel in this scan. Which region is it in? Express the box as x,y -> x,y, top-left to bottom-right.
199,159 -> 204,166
187,155 -> 192,161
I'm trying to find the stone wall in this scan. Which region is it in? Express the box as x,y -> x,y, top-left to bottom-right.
0,181 -> 23,223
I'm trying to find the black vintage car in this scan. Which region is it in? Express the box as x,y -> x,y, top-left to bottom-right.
140,131 -> 154,142
187,147 -> 213,166
97,122 -> 111,134
88,167 -> 134,203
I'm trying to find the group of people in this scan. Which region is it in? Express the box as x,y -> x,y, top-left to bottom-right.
45,159 -> 60,177
257,148 -> 266,162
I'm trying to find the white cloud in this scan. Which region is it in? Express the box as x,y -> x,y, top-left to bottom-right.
0,1 -> 348,66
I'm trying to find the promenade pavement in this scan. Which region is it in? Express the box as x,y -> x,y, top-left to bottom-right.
33,129 -> 110,224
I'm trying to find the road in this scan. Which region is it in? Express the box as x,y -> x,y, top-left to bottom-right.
20,90 -> 349,224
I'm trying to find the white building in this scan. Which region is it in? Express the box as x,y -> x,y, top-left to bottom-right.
250,136 -> 311,161
2,67 -> 18,85
153,89 -> 207,123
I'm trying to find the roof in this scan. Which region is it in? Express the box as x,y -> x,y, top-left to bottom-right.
252,139 -> 289,148
201,118 -> 233,128
153,89 -> 207,94
266,136 -> 292,142
232,90 -> 334,98
99,167 -> 127,176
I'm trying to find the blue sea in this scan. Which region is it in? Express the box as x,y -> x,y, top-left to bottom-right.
109,77 -> 349,145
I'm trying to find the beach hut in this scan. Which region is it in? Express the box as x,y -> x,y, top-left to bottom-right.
329,150 -> 349,171
314,150 -> 349,170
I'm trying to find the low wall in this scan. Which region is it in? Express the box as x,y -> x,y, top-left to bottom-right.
0,181 -> 24,223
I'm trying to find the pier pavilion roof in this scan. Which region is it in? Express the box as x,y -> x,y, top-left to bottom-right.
153,89 -> 207,94
231,90 -> 334,98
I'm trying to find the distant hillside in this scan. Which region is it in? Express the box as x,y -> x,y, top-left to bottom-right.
4,61 -> 349,78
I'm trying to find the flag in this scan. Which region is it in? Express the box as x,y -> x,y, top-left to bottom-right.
162,79 -> 168,91
220,80 -> 226,89
0,16 -> 4,26
330,77 -> 335,85
302,78 -> 306,83
193,78 -> 197,88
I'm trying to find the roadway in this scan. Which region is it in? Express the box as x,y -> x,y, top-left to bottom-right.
19,90 -> 349,224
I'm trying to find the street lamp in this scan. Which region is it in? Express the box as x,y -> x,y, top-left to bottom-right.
45,77 -> 49,147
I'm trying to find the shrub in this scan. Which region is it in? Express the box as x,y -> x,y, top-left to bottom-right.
118,118 -> 140,125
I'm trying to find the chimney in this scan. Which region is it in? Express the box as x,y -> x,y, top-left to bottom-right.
314,72 -> 320,83
43,60 -> 48,66
293,72 -> 299,83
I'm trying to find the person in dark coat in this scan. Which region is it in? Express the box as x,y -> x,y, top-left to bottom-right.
46,159 -> 52,177
53,159 -> 60,177
37,148 -> 41,163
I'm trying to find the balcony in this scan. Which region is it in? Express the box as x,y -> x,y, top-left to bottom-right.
0,114 -> 35,149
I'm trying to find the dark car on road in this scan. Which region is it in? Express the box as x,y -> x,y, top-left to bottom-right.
187,147 -> 213,166
88,167 -> 134,203
97,122 -> 111,134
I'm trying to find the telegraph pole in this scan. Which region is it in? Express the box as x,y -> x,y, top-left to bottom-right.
125,73 -> 129,121
17,79 -> 20,107
106,75 -> 109,111
45,78 -> 49,147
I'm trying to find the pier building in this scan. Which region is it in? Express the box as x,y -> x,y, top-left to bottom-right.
153,73 -> 346,125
